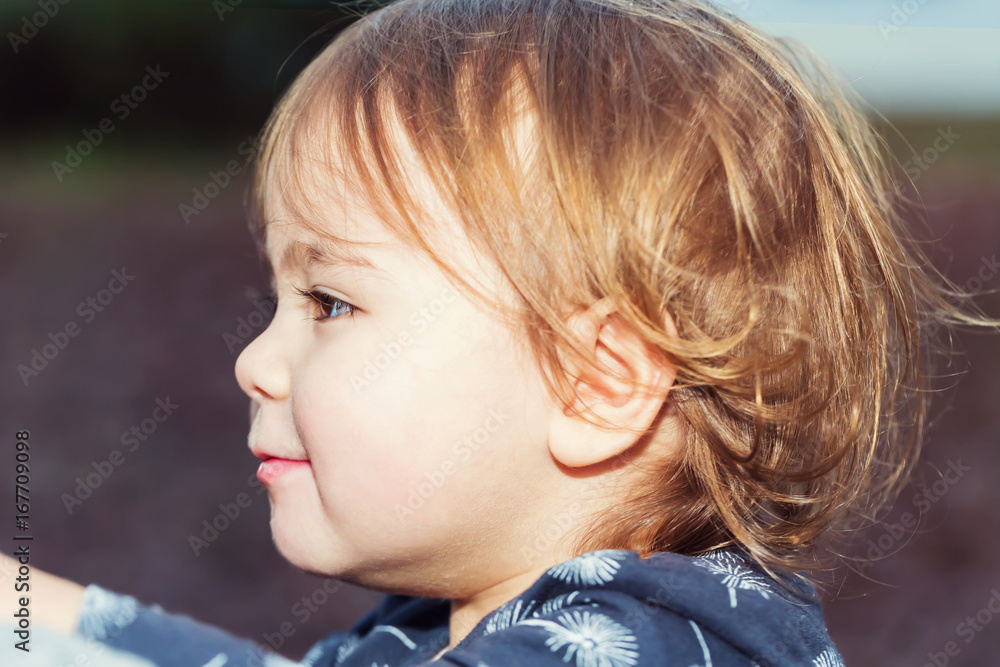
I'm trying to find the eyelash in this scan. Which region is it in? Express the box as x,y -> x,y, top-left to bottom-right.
291,285 -> 357,322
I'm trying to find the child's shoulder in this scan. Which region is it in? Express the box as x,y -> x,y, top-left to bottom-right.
318,548 -> 844,667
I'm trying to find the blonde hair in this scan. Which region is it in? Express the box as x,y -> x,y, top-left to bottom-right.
248,0 -> 998,588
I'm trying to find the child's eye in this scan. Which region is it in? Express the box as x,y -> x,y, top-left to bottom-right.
292,286 -> 357,322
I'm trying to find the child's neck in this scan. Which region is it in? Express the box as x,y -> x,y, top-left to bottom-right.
442,561 -> 559,653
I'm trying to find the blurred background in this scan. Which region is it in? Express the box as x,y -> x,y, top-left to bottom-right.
1,1 -> 997,664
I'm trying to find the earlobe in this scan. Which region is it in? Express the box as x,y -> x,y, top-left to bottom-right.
547,298 -> 678,469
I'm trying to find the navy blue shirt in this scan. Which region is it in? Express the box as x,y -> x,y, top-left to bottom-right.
73,547 -> 845,666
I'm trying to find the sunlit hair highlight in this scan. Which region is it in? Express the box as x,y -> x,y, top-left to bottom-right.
248,0 -> 998,590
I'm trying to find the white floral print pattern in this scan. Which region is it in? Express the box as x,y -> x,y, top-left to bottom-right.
484,597 -> 533,635
334,632 -> 362,664
484,590 -> 601,635
78,585 -> 139,642
693,551 -> 772,608
301,643 -> 325,666
369,624 -> 418,649
812,649 -> 845,667
534,591 -> 593,618
547,550 -> 629,587
522,609 -> 640,667
687,620 -> 712,667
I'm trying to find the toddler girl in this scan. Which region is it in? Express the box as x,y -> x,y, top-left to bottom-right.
6,0 -> 994,665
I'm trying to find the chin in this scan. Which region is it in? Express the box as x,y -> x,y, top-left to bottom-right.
264,498 -> 438,595
270,526 -> 413,596
266,500 -> 327,567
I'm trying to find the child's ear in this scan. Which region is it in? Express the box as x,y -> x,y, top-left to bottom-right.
548,297 -> 678,468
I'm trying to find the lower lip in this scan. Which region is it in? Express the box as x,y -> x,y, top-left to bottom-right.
257,458 -> 312,485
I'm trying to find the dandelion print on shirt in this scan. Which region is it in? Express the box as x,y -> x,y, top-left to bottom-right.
72,548 -> 845,666
688,620 -> 713,667
333,633 -> 362,664
547,549 -> 629,587
484,590 -> 601,635
692,549 -> 774,608
520,609 -> 640,667
812,649 -> 846,667
76,583 -> 140,642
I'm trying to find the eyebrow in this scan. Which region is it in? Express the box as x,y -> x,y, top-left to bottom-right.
265,237 -> 383,286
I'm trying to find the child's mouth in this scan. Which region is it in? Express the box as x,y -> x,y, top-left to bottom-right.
256,456 -> 312,485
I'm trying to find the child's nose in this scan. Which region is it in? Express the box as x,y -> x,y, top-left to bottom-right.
234,318 -> 290,403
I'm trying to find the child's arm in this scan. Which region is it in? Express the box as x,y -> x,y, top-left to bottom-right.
1,553 -> 85,635
1,554 -> 337,666
73,583 -> 305,666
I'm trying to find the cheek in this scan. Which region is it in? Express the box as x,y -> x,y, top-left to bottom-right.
288,305 -> 545,526
291,345 -> 457,503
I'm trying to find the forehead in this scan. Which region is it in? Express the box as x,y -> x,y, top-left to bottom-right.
254,63 -> 536,298
260,211 -> 396,293
258,122 -> 406,281
259,110 -> 466,278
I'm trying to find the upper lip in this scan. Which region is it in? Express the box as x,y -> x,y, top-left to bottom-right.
250,446 -> 308,462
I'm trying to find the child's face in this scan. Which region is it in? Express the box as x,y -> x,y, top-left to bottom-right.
235,163 -> 565,597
